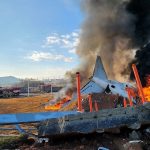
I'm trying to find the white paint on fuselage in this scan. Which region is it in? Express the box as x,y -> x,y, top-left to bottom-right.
92,77 -> 129,98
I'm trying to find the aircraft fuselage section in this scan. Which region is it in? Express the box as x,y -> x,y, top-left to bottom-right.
92,77 -> 128,97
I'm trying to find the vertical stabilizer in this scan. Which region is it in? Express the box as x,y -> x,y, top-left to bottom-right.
93,56 -> 108,80
81,56 -> 108,94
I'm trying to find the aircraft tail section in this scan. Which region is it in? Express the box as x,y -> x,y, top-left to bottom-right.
93,56 -> 108,80
81,56 -> 107,94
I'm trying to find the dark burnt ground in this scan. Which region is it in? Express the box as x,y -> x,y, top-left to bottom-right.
1,127 -> 149,150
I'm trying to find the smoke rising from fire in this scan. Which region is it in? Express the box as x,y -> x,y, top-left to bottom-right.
58,0 -> 150,99
124,0 -> 150,86
65,0 -> 134,89
76,0 -> 135,82
129,43 -> 150,87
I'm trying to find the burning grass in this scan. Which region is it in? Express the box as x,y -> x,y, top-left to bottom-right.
45,95 -> 72,111
60,100 -> 77,111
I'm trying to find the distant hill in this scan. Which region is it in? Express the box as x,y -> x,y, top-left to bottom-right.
0,76 -> 21,86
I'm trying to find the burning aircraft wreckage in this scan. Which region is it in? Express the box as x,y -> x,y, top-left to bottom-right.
38,55 -> 150,137
0,0 -> 150,145
0,54 -> 149,140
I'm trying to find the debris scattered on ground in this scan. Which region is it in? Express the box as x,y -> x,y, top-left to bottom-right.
129,130 -> 142,141
0,128 -> 149,150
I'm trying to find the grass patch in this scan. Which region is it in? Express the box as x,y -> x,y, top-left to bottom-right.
0,135 -> 29,149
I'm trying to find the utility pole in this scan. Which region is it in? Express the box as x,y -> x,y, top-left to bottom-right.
51,84 -> 53,94
27,79 -> 30,97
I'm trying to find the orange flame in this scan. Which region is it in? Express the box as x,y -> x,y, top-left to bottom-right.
143,87 -> 150,102
45,95 -> 71,111
142,75 -> 150,102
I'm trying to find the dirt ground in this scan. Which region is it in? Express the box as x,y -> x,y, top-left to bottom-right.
0,94 -> 53,136
0,94 -> 53,114
0,93 -> 77,136
0,95 -> 149,150
0,130 -> 149,150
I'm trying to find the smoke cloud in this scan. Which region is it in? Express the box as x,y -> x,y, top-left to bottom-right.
57,0 -> 150,99
124,0 -> 150,86
126,0 -> 150,46
65,0 -> 135,91
76,0 -> 135,82
129,43 -> 150,86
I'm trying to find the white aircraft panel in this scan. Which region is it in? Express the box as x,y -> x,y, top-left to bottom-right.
81,80 -> 104,94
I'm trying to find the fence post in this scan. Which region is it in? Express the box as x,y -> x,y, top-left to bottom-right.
76,72 -> 82,111
88,94 -> 93,112
94,101 -> 98,112
123,98 -> 127,108
126,88 -> 133,107
132,64 -> 145,104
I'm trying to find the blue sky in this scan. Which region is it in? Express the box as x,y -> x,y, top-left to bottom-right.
0,0 -> 83,79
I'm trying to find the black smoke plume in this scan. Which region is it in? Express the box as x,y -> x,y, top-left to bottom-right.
126,0 -> 150,46
129,43 -> 150,86
124,0 -> 150,86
